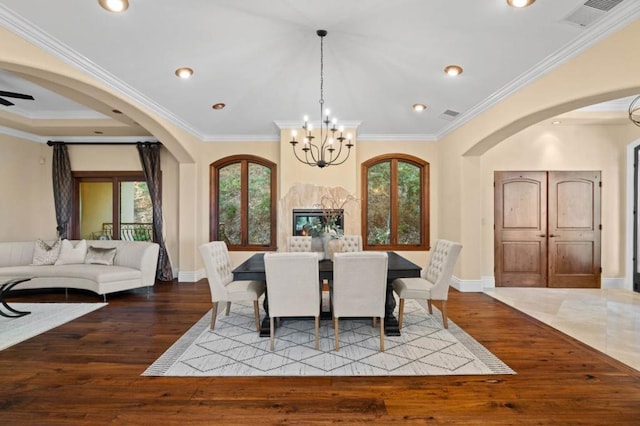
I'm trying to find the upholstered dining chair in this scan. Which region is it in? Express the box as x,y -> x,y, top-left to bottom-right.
392,239 -> 462,329
340,235 -> 362,252
286,235 -> 313,252
198,241 -> 265,332
331,251 -> 388,351
264,252 -> 321,351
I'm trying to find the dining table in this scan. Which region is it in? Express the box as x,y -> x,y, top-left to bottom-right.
232,251 -> 422,337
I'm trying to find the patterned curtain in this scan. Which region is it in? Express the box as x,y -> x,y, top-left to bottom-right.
52,143 -> 73,239
137,142 -> 173,281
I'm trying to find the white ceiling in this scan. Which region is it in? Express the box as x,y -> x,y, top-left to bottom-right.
0,0 -> 638,143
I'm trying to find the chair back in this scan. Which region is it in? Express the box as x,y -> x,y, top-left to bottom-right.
332,251 -> 388,318
423,239 -> 462,300
286,236 -> 312,252
340,235 -> 362,252
264,252 -> 320,318
199,241 -> 233,301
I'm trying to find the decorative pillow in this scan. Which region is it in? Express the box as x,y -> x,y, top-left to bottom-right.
54,239 -> 87,265
85,246 -> 117,265
31,239 -> 61,265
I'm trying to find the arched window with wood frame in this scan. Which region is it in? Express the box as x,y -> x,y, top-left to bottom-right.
361,154 -> 429,251
210,155 -> 277,250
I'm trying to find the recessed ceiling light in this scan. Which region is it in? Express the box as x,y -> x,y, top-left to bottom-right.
94,130 -> 104,134
98,0 -> 129,13
412,104 -> 427,112
506,0 -> 536,8
552,120 -> 561,125
112,109 -> 122,114
212,103 -> 226,110
175,67 -> 194,79
444,65 -> 463,76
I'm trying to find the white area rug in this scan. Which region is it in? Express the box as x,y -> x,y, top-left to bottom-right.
0,303 -> 107,351
144,299 -> 515,376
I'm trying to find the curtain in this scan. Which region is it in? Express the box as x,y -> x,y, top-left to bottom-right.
137,142 -> 173,281
52,143 -> 73,239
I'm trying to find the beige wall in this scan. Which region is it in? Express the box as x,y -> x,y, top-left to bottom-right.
480,121 -> 639,281
0,135 -> 56,241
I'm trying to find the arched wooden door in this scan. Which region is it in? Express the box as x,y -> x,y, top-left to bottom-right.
495,171 -> 601,288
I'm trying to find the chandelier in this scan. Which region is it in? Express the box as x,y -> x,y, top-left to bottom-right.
630,95 -> 640,127
290,30 -> 353,168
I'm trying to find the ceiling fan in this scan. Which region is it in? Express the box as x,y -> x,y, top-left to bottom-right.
0,90 -> 35,106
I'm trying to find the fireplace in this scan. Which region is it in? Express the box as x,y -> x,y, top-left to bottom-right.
292,209 -> 343,237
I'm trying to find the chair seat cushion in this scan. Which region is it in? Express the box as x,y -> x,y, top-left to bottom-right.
392,277 -> 435,300
225,280 -> 265,302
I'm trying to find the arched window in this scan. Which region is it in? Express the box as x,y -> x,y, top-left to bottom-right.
361,154 -> 429,251
210,155 -> 276,250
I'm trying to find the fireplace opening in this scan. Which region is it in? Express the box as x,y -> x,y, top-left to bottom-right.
292,209 -> 344,237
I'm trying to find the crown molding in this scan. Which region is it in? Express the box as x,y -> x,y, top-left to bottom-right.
357,134 -> 438,142
0,125 -> 47,143
436,1 -> 640,141
0,4 -> 206,140
203,134 -> 279,143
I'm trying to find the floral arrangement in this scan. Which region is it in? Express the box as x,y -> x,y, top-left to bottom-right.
311,193 -> 358,237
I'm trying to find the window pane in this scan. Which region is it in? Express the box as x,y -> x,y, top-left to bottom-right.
367,161 -> 391,245
248,163 -> 271,245
397,161 -> 422,245
120,181 -> 153,241
79,182 -> 113,240
218,163 -> 241,244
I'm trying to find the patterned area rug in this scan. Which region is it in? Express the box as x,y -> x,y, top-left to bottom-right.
0,303 -> 107,351
144,299 -> 515,376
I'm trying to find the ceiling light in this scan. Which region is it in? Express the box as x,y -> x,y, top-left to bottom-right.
289,30 -> 353,169
444,65 -> 463,76
112,109 -> 122,114
174,67 -> 194,79
98,0 -> 129,13
507,0 -> 536,8
551,120 -> 561,125
413,104 -> 427,112
212,103 -> 226,110
629,96 -> 640,127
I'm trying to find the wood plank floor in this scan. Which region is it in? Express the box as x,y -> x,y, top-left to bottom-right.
1,281 -> 639,425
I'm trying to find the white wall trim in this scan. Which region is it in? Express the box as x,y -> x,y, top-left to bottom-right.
177,268 -> 205,283
451,275 -> 484,293
601,278 -> 626,290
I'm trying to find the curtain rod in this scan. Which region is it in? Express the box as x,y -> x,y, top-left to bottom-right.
46,140 -> 159,146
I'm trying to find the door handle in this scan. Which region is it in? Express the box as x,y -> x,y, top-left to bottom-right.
537,234 -> 546,237
549,234 -> 556,238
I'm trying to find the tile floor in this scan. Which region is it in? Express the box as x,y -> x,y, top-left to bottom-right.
484,287 -> 640,372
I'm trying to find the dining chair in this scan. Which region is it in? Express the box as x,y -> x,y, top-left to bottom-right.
392,239 -> 462,329
286,235 -> 312,252
264,252 -> 321,351
198,241 -> 265,332
331,251 -> 388,351
340,235 -> 362,252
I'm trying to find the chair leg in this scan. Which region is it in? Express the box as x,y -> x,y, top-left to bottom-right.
441,300 -> 448,329
379,317 -> 385,352
253,300 -> 260,332
225,301 -> 231,316
314,316 -> 320,350
334,317 -> 340,351
427,299 -> 433,314
210,302 -> 219,329
270,317 -> 275,350
398,298 -> 405,329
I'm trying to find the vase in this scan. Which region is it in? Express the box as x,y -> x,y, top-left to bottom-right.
321,233 -> 332,260
327,238 -> 344,261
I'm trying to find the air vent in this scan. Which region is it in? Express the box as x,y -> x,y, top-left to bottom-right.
563,0 -> 624,28
439,109 -> 460,121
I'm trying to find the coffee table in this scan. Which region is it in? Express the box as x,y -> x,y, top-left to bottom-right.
0,278 -> 32,318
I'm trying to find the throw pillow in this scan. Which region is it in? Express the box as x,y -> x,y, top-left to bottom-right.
31,239 -> 62,265
54,239 -> 87,265
85,246 -> 117,265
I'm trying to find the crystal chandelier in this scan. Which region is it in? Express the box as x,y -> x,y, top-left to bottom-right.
290,30 -> 353,168
629,95 -> 640,127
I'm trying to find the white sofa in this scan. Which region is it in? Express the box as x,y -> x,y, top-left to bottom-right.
0,240 -> 160,300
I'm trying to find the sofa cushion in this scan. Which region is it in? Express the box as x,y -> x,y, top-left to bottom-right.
32,239 -> 61,265
55,239 -> 87,265
0,264 -> 140,284
85,246 -> 117,265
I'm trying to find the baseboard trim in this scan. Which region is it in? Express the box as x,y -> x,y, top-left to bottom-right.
451,276 -> 484,293
177,268 -> 205,283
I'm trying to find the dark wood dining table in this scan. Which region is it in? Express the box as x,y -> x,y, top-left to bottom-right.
232,251 -> 422,337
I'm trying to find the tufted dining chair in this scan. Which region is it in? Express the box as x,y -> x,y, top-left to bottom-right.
339,235 -> 362,252
392,239 -> 462,329
264,252 -> 321,351
332,251 -> 388,351
199,241 -> 265,332
286,235 -> 313,252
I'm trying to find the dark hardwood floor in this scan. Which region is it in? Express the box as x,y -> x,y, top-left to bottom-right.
1,280 -> 639,425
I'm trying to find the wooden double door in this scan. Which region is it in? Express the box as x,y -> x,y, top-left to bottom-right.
494,171 -> 601,288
